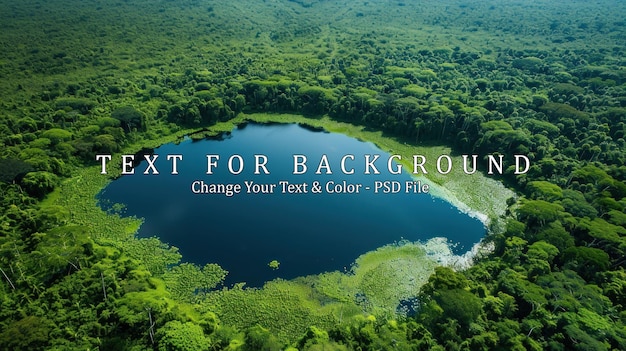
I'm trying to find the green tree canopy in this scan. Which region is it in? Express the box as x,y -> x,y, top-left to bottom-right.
156,320 -> 209,351
0,158 -> 34,183
112,106 -> 144,132
41,128 -> 73,144
20,171 -> 59,199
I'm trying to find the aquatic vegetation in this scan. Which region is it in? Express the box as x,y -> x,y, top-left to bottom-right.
268,260 -> 280,270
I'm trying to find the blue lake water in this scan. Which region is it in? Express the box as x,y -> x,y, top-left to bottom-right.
98,123 -> 485,287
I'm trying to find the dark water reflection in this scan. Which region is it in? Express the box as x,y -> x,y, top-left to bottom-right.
99,123 -> 485,287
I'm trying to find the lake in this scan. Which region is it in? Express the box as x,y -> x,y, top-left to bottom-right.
98,123 -> 485,287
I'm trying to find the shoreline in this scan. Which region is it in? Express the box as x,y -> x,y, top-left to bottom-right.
421,237 -> 495,271
410,173 -> 491,226
53,113 -> 512,279
47,113 -> 514,325
239,113 -> 513,230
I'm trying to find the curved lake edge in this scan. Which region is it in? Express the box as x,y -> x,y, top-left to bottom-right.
44,112 -> 516,320
109,112 -> 512,251
50,112 -> 513,284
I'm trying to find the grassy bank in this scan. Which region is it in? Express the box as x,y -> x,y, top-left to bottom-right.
201,241 -> 441,341
44,112 -> 514,342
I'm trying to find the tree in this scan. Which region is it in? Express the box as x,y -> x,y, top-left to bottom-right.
526,241 -> 559,265
41,128 -> 73,144
576,218 -> 626,257
536,222 -> 574,252
243,325 -> 282,351
526,181 -> 563,201
525,241 -> 559,279
297,326 -> 330,350
54,97 -> 95,114
561,189 -> 598,219
20,171 -> 59,199
492,319 -> 527,351
497,268 -> 548,315
156,321 -> 209,351
93,134 -> 120,154
0,159 -> 33,183
435,289 -> 482,328
421,267 -> 469,294
0,316 -> 52,350
563,247 -> 610,281
516,200 -> 565,228
601,270 -> 626,307
297,86 -> 337,115
112,106 -> 144,132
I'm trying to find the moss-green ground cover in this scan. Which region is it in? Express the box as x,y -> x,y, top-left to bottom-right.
44,113 -> 511,341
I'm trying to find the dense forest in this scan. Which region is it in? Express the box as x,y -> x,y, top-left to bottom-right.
1,0 -> 625,350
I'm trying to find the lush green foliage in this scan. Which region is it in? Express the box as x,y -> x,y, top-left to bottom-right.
1,0 -> 625,350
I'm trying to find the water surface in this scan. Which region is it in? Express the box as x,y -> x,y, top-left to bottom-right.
99,123 -> 485,287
